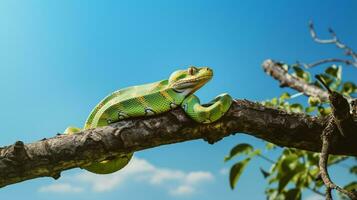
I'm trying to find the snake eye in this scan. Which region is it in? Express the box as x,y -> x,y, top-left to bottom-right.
188,67 -> 197,75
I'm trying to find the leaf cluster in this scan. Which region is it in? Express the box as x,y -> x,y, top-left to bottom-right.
226,64 -> 357,199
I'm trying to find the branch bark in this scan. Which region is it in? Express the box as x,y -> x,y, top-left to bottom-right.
1,98 -> 357,188
262,59 -> 329,101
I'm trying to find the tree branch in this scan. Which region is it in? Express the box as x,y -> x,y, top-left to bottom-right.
306,21 -> 357,68
1,99 -> 357,188
317,76 -> 357,200
299,58 -> 355,69
262,59 -> 329,101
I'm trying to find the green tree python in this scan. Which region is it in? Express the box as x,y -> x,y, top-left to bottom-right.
65,66 -> 232,174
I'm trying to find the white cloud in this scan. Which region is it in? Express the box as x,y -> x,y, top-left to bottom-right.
38,157 -> 214,196
219,167 -> 229,175
38,183 -> 83,193
149,169 -> 185,185
185,171 -> 213,184
73,157 -> 156,192
170,185 -> 195,196
168,171 -> 214,196
305,194 -> 324,200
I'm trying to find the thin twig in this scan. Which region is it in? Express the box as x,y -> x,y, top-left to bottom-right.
257,154 -> 275,164
319,117 -> 357,200
305,21 -> 357,68
316,74 -> 357,199
300,58 -> 354,69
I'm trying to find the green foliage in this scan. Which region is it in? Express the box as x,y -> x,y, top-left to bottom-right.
226,63 -> 356,199
224,143 -> 262,189
292,65 -> 311,83
229,158 -> 251,189
340,182 -> 357,200
224,143 -> 253,162
350,166 -> 357,175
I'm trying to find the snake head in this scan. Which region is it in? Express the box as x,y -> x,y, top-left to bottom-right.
168,66 -> 213,95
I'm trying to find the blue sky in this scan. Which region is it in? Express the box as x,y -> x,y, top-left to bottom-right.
0,1 -> 356,200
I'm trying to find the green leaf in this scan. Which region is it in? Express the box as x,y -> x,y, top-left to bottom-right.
281,64 -> 289,71
317,74 -> 333,87
329,79 -> 341,91
285,188 -> 301,200
250,149 -> 261,157
277,155 -> 305,192
229,158 -> 251,189
308,96 -> 321,107
306,153 -> 319,166
342,82 -> 357,95
344,181 -> 357,191
290,104 -> 303,113
325,65 -> 342,80
260,167 -> 270,179
292,66 -> 311,83
225,143 -> 253,162
305,106 -> 316,113
279,92 -> 290,102
350,166 -> 357,175
271,97 -> 278,106
266,142 -> 276,150
318,106 -> 332,116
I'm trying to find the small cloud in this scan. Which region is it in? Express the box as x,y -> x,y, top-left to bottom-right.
75,172 -> 125,192
305,194 -> 324,200
185,171 -> 214,184
149,169 -> 185,185
38,183 -> 83,193
169,171 -> 214,196
38,157 -> 214,196
74,157 -> 155,192
219,167 -> 229,175
170,185 -> 195,196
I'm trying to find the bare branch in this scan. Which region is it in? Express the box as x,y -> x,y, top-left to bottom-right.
317,80 -> 357,200
300,58 -> 355,69
1,99 -> 357,188
319,117 -> 357,200
307,21 -> 357,68
262,59 -> 329,101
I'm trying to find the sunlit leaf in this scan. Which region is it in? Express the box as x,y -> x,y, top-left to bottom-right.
271,97 -> 278,106
305,106 -> 316,113
317,74 -> 333,87
292,66 -> 311,83
308,96 -> 321,107
279,92 -> 290,102
276,154 -> 305,192
318,106 -> 331,116
266,142 -> 276,150
306,153 -> 319,166
342,82 -> 357,95
290,104 -> 303,113
329,79 -> 341,91
225,143 -> 253,162
325,65 -> 342,80
281,64 -> 289,71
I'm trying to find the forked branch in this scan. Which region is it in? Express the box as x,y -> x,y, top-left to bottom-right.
301,21 -> 357,68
